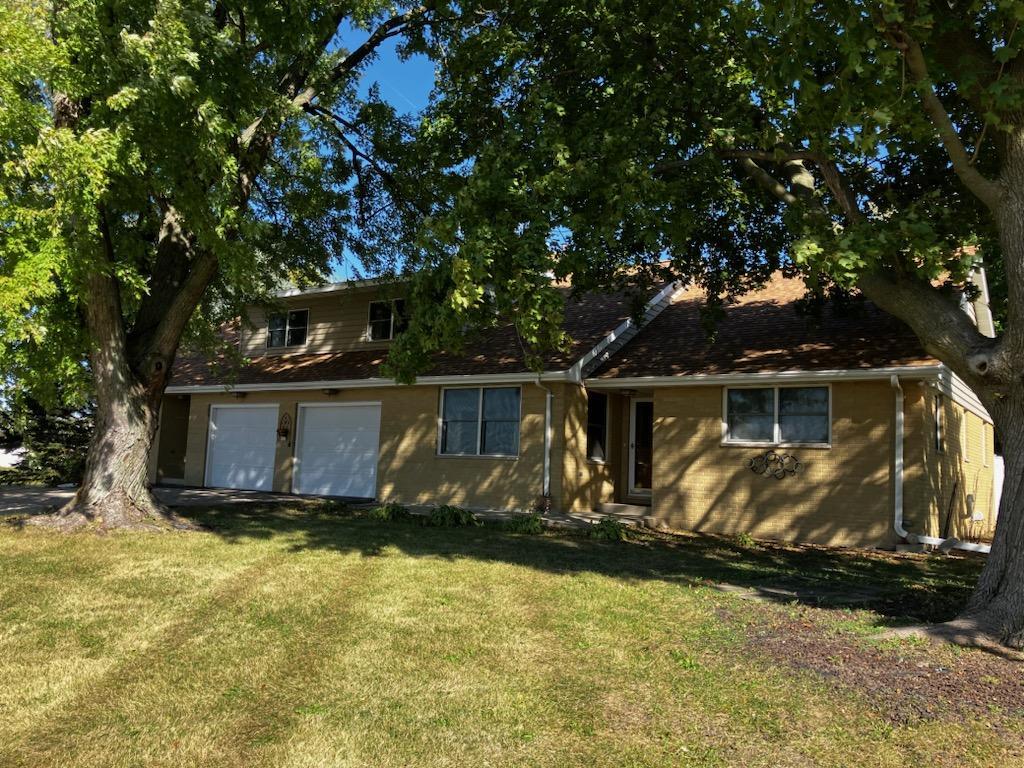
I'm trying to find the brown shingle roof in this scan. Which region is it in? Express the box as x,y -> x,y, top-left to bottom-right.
592,274 -> 935,379
168,286 -> 648,388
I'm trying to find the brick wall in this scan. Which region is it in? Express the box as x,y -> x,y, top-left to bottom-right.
903,386 -> 996,541
180,383 -> 555,512
650,381 -> 897,547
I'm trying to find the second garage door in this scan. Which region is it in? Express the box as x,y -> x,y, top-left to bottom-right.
293,403 -> 382,498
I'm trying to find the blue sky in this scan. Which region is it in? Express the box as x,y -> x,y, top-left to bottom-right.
332,23 -> 436,280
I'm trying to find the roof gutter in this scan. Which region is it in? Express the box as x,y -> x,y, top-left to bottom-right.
166,370 -> 570,394
585,365 -> 945,390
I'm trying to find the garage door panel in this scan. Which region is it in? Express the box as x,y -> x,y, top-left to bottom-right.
206,406 -> 278,492
294,404 -> 381,498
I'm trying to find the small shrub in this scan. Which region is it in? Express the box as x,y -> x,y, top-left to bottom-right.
505,512 -> 544,535
532,494 -> 552,514
316,499 -> 350,516
589,516 -> 628,541
427,504 -> 481,527
732,532 -> 758,548
366,502 -> 411,522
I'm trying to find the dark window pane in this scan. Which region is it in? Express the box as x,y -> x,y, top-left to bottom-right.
482,387 -> 519,419
287,326 -> 307,346
779,387 -> 829,443
442,420 -> 478,454
727,388 -> 774,442
441,389 -> 480,454
481,387 -> 519,455
269,310 -> 307,347
587,392 -> 609,461
368,301 -> 393,340
267,313 -> 286,347
482,420 -> 519,455
393,299 -> 409,334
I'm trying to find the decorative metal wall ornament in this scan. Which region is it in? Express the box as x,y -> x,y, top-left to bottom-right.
748,451 -> 801,479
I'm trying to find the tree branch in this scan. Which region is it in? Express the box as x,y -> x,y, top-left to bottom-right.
240,4 -> 433,148
896,33 -> 1003,212
720,148 -> 865,223
856,270 -> 997,389
735,157 -> 801,206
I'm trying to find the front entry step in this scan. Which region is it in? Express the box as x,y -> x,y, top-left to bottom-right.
596,501 -> 668,531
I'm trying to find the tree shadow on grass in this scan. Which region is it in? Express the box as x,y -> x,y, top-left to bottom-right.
182,503 -> 985,626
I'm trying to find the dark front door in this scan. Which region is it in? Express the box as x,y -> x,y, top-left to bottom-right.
631,399 -> 654,492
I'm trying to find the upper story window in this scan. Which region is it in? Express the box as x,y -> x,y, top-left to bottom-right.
267,309 -> 308,348
440,386 -> 521,457
367,299 -> 407,341
587,391 -> 609,462
724,385 -> 830,446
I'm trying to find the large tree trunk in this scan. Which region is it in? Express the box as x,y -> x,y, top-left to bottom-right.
950,408 -> 1024,648
25,268 -> 193,533
953,131 -> 1024,648
34,372 -> 179,532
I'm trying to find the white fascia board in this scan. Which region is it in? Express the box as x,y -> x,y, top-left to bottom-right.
584,364 -> 945,389
568,280 -> 686,383
273,276 -> 390,298
165,370 -> 570,394
933,367 -> 993,423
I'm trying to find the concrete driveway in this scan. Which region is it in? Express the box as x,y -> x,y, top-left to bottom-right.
0,485 -> 304,516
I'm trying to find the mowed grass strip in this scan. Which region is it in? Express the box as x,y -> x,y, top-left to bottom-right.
0,505 -> 1017,767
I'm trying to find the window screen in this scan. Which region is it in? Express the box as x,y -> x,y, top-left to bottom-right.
726,388 -> 774,442
440,387 -> 521,456
267,309 -> 308,347
778,387 -> 829,444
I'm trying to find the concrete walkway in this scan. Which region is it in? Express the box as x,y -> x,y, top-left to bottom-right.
0,485 -> 304,516
0,485 -> 633,534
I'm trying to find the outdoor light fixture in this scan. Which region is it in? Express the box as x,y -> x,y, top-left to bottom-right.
277,412 -> 292,446
322,388 -> 340,396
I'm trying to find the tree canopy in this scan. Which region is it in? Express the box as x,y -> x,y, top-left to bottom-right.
388,0 -> 1015,375
0,0 -> 433,406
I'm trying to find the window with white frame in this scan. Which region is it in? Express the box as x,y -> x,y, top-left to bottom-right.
724,386 -> 830,445
586,391 -> 609,462
440,387 -> 521,456
367,299 -> 407,341
267,309 -> 308,348
934,394 -> 946,453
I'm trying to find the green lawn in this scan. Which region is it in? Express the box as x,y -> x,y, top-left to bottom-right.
0,504 -> 1020,767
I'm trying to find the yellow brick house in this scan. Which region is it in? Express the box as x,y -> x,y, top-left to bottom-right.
152,273 -> 997,550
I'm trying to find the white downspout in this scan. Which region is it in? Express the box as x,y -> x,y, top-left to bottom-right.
892,374 -> 991,554
534,378 -> 553,499
891,375 -> 908,539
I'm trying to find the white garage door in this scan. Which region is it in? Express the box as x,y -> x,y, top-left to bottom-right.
205,405 -> 279,492
294,403 -> 381,498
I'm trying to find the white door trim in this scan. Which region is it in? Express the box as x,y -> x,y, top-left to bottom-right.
204,403 -> 279,490
628,397 -> 653,496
